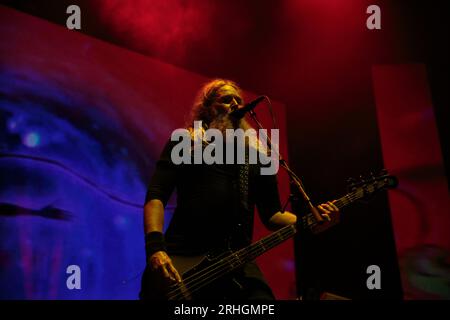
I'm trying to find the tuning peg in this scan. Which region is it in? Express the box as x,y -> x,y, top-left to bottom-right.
380,169 -> 388,176
347,177 -> 356,186
359,175 -> 366,184
346,177 -> 357,191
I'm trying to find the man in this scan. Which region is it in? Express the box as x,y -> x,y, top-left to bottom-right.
140,79 -> 339,300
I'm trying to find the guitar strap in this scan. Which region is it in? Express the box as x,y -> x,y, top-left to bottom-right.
238,152 -> 250,212
235,151 -> 252,246
223,151 -> 251,291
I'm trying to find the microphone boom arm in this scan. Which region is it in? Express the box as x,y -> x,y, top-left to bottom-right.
247,109 -> 324,224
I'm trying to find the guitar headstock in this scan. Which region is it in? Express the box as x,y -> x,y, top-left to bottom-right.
346,169 -> 398,199
302,170 -> 398,230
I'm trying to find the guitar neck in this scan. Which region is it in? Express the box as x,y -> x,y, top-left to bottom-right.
229,187 -> 369,269
235,224 -> 297,264
170,173 -> 395,299
334,188 -> 367,209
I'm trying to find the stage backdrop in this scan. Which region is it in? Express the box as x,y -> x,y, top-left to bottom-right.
0,7 -> 293,299
373,64 -> 450,299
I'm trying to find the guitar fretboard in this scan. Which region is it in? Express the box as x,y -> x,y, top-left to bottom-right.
219,184 -> 379,272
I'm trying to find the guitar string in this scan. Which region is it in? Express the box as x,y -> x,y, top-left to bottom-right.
167,184 -> 380,299
167,187 -> 373,299
166,189 -> 369,300
167,224 -> 296,300
167,188 -> 379,299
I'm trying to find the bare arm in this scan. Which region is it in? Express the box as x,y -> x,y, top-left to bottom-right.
267,211 -> 297,230
266,201 -> 340,232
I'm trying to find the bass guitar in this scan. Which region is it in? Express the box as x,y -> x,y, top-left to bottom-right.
145,171 -> 398,300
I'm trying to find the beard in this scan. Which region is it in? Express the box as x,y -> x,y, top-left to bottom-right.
207,107 -> 252,134
209,113 -> 239,133
188,104 -> 256,149
208,113 -> 259,151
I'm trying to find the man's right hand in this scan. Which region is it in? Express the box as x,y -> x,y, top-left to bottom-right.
148,251 -> 182,284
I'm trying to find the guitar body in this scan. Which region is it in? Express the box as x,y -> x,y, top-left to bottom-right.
141,250 -> 234,300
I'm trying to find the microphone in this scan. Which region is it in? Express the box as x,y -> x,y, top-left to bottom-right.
229,95 -> 265,119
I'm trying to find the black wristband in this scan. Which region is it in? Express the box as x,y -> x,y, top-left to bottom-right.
145,231 -> 167,258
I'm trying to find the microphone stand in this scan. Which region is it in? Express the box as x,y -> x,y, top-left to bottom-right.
247,109 -> 324,225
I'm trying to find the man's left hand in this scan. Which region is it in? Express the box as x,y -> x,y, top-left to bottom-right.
311,200 -> 340,234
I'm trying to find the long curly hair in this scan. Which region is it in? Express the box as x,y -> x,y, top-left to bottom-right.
186,79 -> 252,132
185,79 -> 265,152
